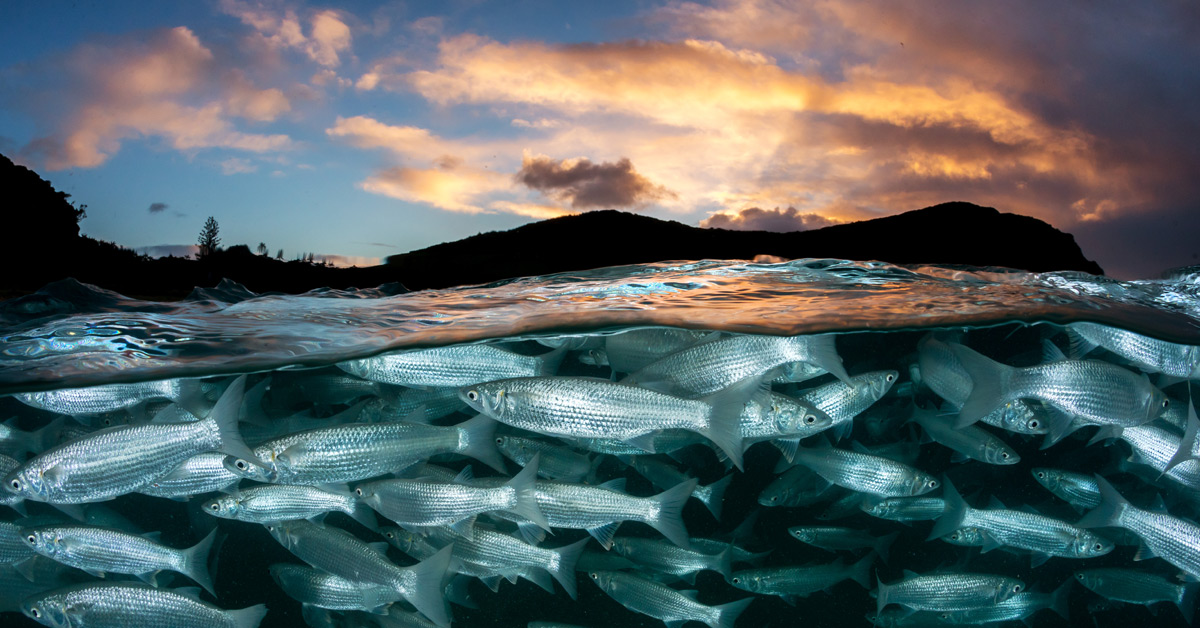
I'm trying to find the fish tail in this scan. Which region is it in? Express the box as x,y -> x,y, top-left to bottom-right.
875,576 -> 890,625
949,344 -> 1012,428
180,528 -> 218,596
927,476 -> 969,541
875,531 -> 899,565
174,378 -> 209,418
1165,396 -> 1200,475
698,473 -> 733,521
406,544 -> 453,628
1075,475 -> 1129,529
795,334 -> 852,385
647,478 -> 698,548
1049,578 -> 1072,622
538,346 -> 568,375
210,376 -> 262,467
226,604 -> 268,628
1178,579 -> 1198,624
702,377 -> 760,470
506,453 -> 550,531
847,552 -> 875,590
456,414 -> 507,473
547,537 -> 590,600
708,597 -> 754,628
712,543 -> 734,580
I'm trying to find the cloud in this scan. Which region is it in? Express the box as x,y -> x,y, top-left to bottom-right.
359,164 -> 509,214
148,202 -> 168,213
15,26 -> 292,170
701,206 -> 840,231
220,157 -> 258,175
136,244 -> 199,259
487,201 -> 576,219
315,253 -> 380,268
515,153 -> 676,209
219,1 -> 353,68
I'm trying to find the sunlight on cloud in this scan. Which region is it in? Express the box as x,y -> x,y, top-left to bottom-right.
219,1 -> 352,67
359,165 -> 509,214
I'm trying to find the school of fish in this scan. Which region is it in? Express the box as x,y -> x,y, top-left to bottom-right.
0,320 -> 1198,627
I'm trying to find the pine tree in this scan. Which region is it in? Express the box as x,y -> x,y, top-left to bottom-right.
197,216 -> 221,259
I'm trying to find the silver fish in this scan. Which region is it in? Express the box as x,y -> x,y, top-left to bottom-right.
1031,468 -> 1101,511
790,442 -> 939,498
730,553 -> 873,604
337,344 -> 563,388
909,406 -> 1019,465
610,536 -> 732,583
1078,475 -> 1200,581
860,496 -> 946,523
421,526 -> 590,600
266,518 -> 451,627
14,378 -> 204,416
269,563 -> 401,614
1068,321 -> 1200,378
203,484 -> 376,529
1074,567 -> 1198,623
22,582 -> 267,628
461,376 -> 752,468
627,333 -> 851,397
788,526 -> 898,563
138,452 -> 240,500
21,525 -> 217,594
875,571 -> 1025,616
5,376 -> 258,503
916,337 -> 1051,435
588,570 -> 753,628
936,581 -> 1071,625
496,435 -> 593,483
593,328 -> 712,372
758,465 -> 837,508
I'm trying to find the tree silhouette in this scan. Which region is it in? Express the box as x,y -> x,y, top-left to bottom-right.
257,242 -> 268,256
197,216 -> 221,259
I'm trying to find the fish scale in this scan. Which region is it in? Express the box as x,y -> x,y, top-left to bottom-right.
358,477 -> 524,528
1070,322 -> 1200,377
206,485 -> 360,523
878,572 -> 1023,612
590,570 -> 748,628
15,379 -> 184,415
22,582 -> 265,628
269,563 -> 401,612
139,452 -> 239,499
337,344 -> 554,387
1076,568 -> 1191,605
23,525 -> 192,579
791,445 -> 937,497
799,371 -> 896,425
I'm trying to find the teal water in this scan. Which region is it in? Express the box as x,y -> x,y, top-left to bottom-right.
1,259 -> 1199,628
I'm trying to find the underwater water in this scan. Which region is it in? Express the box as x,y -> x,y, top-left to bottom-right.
1,259 -> 1199,628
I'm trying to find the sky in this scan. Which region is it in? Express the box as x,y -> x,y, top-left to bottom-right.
1,0 -> 1198,278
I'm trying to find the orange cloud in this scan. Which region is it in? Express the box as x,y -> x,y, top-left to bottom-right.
359,164 -> 509,214
219,1 -> 353,68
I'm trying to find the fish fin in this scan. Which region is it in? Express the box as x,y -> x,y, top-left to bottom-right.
848,552 -> 875,589
598,478 -> 627,492
624,432 -> 659,453
456,414 -> 507,474
875,532 -> 898,565
665,621 -> 687,628
830,419 -> 854,442
547,537 -> 590,600
586,521 -> 621,549
1165,396 -> 1200,475
780,594 -> 799,606
408,544 -> 453,627
479,575 -> 501,591
729,509 -> 759,545
227,604 -> 268,628
1038,405 -> 1083,448
702,376 -> 761,470
445,574 -> 478,609
802,334 -> 852,386
179,528 -> 218,596
175,378 -> 209,419
773,438 -> 800,464
1177,579 -> 1198,624
948,344 -> 1010,428
210,376 -> 261,467
699,473 -> 733,521
1030,552 -> 1052,568
50,501 -> 86,522
1041,339 -> 1069,362
347,499 -> 379,532
1134,540 -> 1159,561
987,495 -> 1008,510
1065,327 -> 1099,359
506,454 -> 549,530
648,479 -> 698,548
1048,578 -> 1072,622
538,346 -> 568,376
4,498 -> 26,517
949,451 -> 970,464
453,466 -> 475,483
448,516 -> 477,539
1076,475 -> 1130,529
927,476 -> 969,541
515,521 -> 548,545
1086,424 -> 1123,447
875,575 -> 891,625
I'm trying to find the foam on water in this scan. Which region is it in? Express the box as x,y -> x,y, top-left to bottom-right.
1,259 -> 1198,393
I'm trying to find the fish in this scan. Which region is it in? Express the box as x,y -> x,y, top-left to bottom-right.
627,456 -> 732,520
588,570 -> 753,628
859,496 -> 947,524
14,378 -> 205,417
935,581 -> 1071,625
789,441 -> 939,498
590,328 -> 712,373
1077,475 -> 1200,581
874,571 -> 1025,617
21,525 -> 218,594
758,465 -> 838,508
21,582 -> 267,628
203,484 -> 377,529
354,456 -> 548,537
1031,467 -> 1101,511
626,333 -> 851,397
495,435 -> 593,483
1067,321 -> 1200,378
1074,567 -> 1199,623
909,406 -> 1019,465
137,452 -> 240,500
265,518 -> 452,627
460,375 -> 753,469
269,563 -> 402,614
610,536 -> 733,583
729,553 -> 874,604
421,526 -> 590,600
4,376 -> 258,504
788,527 -> 898,563
337,344 -> 564,388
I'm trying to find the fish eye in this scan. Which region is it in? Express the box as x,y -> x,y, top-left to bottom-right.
1094,543 -> 1103,551
1162,399 -> 1170,409
940,613 -> 950,619
264,524 -> 274,531
1012,584 -> 1023,593
1076,573 -> 1085,580
29,608 -> 39,619
950,532 -> 959,540
1028,419 -> 1040,429
885,374 -> 895,382
928,479 -> 939,488
590,572 -> 599,580
496,437 -> 504,445
805,415 -> 816,424
355,488 -> 363,496
10,479 -> 19,490
235,460 -> 248,470
1036,471 -> 1045,479
1001,452 -> 1010,459
732,577 -> 740,584
467,390 -> 479,401
209,503 -> 219,511
385,531 -> 394,539
25,534 -> 35,544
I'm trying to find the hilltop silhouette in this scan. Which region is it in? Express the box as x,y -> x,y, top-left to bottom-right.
0,153 -> 1103,300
